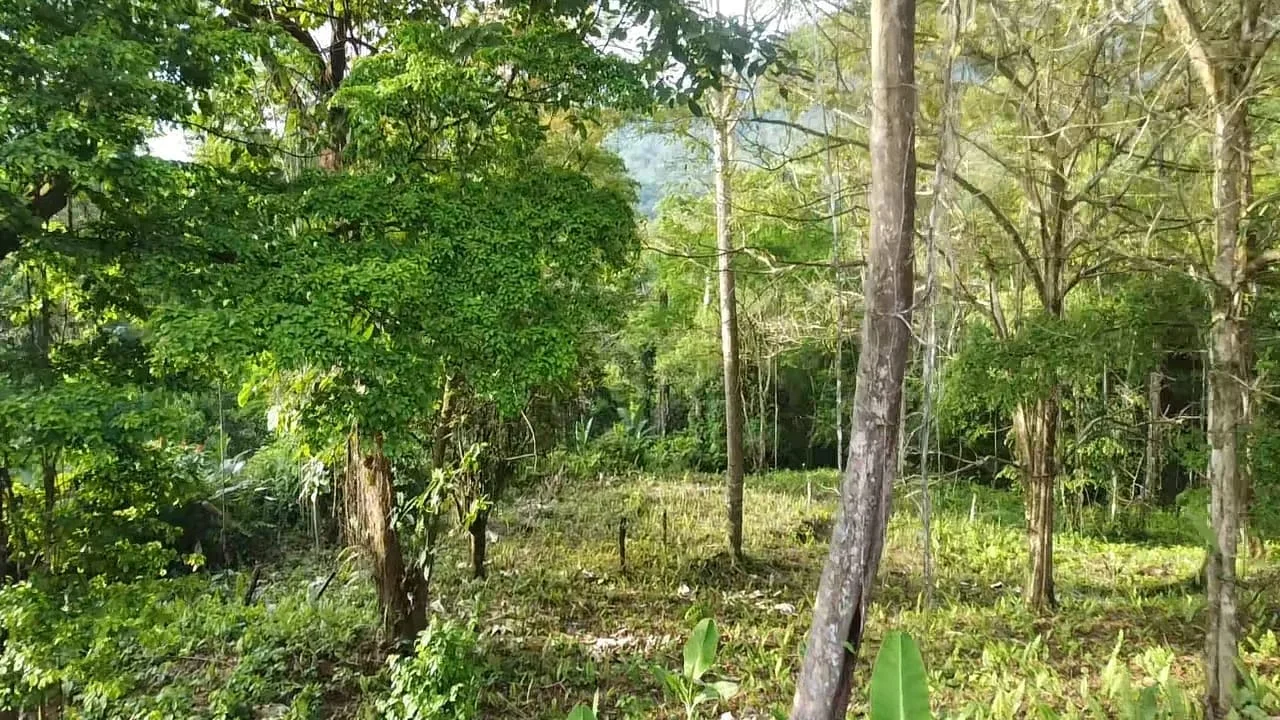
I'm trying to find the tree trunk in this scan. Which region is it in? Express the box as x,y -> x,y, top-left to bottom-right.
656,289 -> 671,437
345,431 -> 425,641
0,466 -> 9,584
1143,365 -> 1164,503
423,378 -> 455,594
0,467 -> 10,720
41,451 -> 56,571
1157,2 -> 1256,712
469,508 -> 489,580
820,79 -> 845,474
713,114 -> 746,561
1013,395 -> 1058,609
1202,101 -> 1249,720
788,0 -> 917,712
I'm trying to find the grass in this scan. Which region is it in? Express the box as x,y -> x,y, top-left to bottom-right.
11,471 -> 1279,718
428,471 -> 1280,719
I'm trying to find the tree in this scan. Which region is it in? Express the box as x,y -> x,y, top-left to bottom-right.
939,1 -> 1186,608
788,0 -> 917,714
710,89 -> 748,561
1157,0 -> 1276,714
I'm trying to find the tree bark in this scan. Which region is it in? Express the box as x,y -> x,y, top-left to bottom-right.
713,114 -> 747,561
1157,1 -> 1257,713
1013,396 -> 1058,609
788,0 -> 917,712
345,431 -> 426,641
1202,100 -> 1249,720
41,451 -> 57,571
1144,364 -> 1164,503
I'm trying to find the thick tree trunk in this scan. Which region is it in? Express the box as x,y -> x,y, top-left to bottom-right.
1013,395 -> 1058,609
788,0 -> 917,713
713,115 -> 746,561
345,432 -> 426,641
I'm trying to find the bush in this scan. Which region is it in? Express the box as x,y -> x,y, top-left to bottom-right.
592,423 -> 650,472
647,431 -> 701,472
0,563 -> 379,718
375,618 -> 487,720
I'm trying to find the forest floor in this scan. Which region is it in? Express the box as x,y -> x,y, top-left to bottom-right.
461,471 -> 1280,719
32,472 -> 1280,719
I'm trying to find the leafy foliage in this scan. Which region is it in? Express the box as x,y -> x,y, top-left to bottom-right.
377,617 -> 487,720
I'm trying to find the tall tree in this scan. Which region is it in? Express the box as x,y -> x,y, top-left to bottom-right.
949,2 -> 1182,608
1157,0 -> 1275,714
788,0 -> 917,713
711,90 -> 747,561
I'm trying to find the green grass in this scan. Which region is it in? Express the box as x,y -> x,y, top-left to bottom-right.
438,472 -> 1280,719
10,472 -> 1279,718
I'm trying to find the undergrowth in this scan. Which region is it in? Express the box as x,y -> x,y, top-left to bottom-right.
4,472 -> 1277,718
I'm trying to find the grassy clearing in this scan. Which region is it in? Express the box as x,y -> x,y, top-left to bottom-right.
436,471 -> 1280,719
16,471 -> 1279,718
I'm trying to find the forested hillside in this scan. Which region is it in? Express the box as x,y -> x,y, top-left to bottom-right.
2,0 -> 1279,718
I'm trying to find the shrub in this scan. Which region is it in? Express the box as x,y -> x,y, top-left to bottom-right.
375,617 -> 487,720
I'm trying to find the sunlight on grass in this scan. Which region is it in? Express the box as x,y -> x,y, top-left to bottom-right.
425,471 -> 1280,719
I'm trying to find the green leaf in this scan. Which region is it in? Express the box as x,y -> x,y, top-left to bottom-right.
683,618 -> 719,682
566,705 -> 596,720
706,680 -> 739,701
869,632 -> 932,720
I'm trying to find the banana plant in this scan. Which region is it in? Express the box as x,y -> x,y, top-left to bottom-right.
655,618 -> 740,720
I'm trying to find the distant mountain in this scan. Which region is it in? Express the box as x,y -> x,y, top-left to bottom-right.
605,108 -> 835,219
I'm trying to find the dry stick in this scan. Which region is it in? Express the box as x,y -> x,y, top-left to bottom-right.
617,517 -> 627,574
313,568 -> 338,604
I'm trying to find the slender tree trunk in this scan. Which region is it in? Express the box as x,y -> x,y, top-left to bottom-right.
820,75 -> 845,474
0,464 -> 10,720
1157,2 -> 1257,712
423,378 -> 455,594
713,114 -> 746,561
346,431 -> 425,640
1144,364 -> 1164,503
41,451 -> 56,571
917,0 -> 960,610
657,290 -> 671,437
789,0 -> 917,712
469,507 -> 489,580
1013,395 -> 1058,609
0,466 -> 9,584
1201,101 -> 1249,720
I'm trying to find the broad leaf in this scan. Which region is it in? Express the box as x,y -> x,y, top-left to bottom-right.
683,618 -> 719,682
566,705 -> 596,720
869,632 -> 931,720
